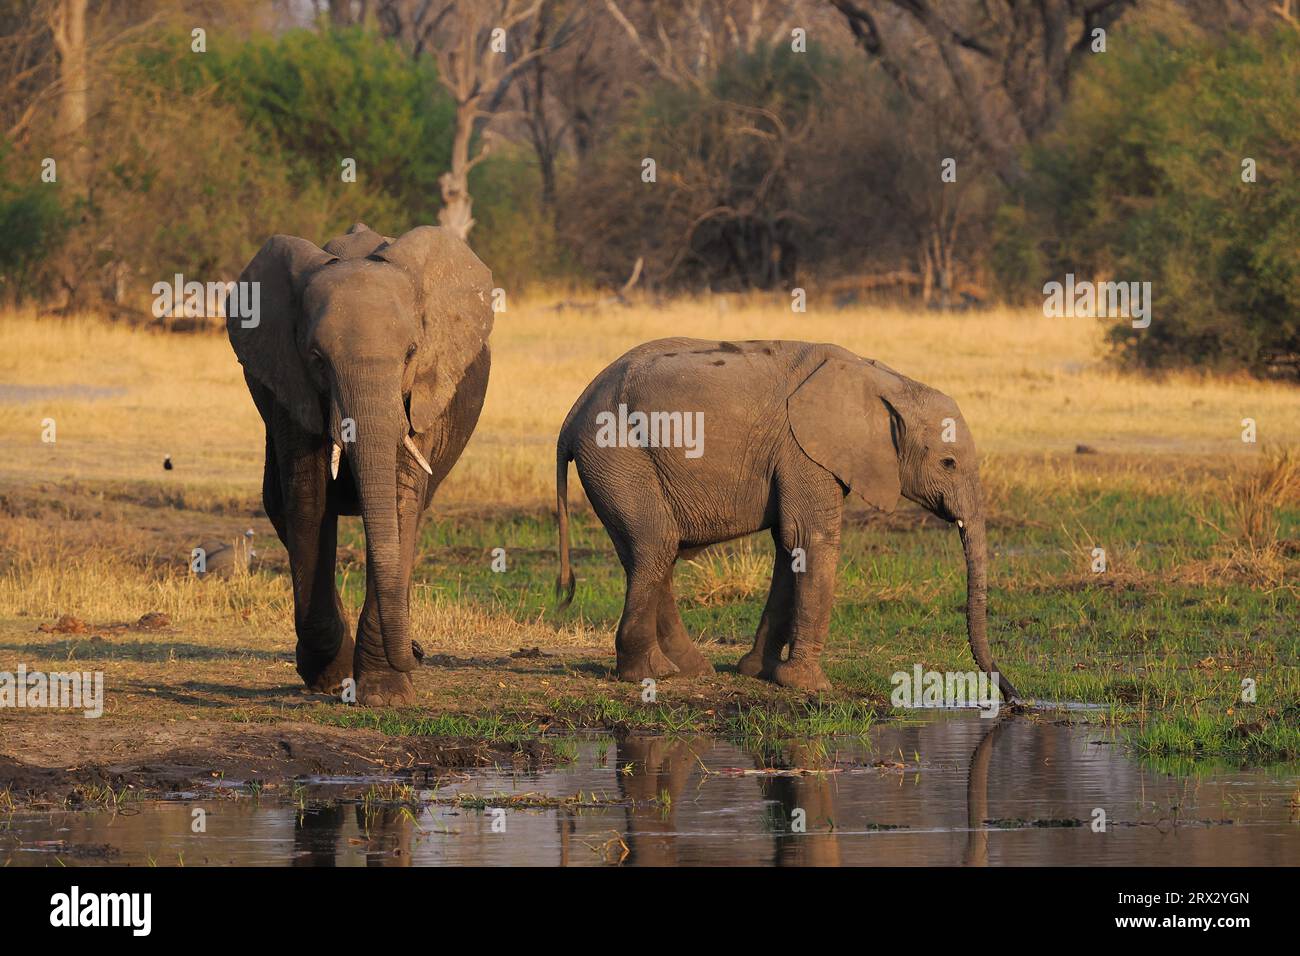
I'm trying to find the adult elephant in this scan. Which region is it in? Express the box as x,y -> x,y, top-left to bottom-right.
556,338 -> 1018,699
227,223 -> 492,706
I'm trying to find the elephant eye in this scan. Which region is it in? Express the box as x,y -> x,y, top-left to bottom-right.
941,456 -> 958,471
405,344 -> 417,363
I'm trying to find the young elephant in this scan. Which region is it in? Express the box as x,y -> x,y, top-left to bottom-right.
227,223 -> 493,707
555,338 -> 1018,698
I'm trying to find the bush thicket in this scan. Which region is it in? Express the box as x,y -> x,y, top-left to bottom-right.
997,28 -> 1299,374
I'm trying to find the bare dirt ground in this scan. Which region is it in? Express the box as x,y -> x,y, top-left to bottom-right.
0,610 -> 815,807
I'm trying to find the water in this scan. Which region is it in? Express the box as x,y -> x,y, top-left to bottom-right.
2,714 -> 1296,866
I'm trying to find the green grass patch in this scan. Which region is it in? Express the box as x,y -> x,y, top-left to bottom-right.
1130,706 -> 1300,765
315,482 -> 1300,766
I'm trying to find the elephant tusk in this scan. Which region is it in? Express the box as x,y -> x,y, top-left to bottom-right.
957,519 -> 965,530
330,443 -> 342,480
404,434 -> 433,475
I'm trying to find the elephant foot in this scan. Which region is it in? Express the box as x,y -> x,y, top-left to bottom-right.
662,643 -> 715,678
736,647 -> 781,679
356,668 -> 417,707
772,659 -> 832,693
616,646 -> 680,682
297,632 -> 355,694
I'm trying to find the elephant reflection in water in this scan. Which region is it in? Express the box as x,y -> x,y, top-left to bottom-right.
608,723 -> 1015,867
287,723 -> 1014,866
613,737 -> 703,866
292,804 -> 346,866
758,743 -> 841,866
292,802 -> 418,867
763,726 -> 1012,867
963,719 -> 1011,867
609,737 -> 842,866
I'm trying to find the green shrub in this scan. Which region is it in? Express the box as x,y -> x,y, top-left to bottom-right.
129,27 -> 453,231
0,141 -> 68,302
26,27 -> 460,305
180,27 -> 455,226
468,149 -> 577,291
990,205 -> 1045,306
1010,27 -> 1300,375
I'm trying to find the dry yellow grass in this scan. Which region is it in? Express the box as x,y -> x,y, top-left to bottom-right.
1,300 -> 1296,641
2,298 -> 1294,507
0,302 -> 1294,756
680,536 -> 772,605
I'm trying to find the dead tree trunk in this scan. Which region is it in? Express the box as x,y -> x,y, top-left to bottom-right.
50,0 -> 88,179
438,115 -> 477,240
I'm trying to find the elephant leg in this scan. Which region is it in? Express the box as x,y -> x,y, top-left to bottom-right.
293,511 -> 355,694
354,483 -> 423,707
738,532 -> 795,678
614,545 -> 679,683
582,461 -> 679,683
770,520 -> 839,693
275,425 -> 352,694
261,433 -> 287,544
354,579 -> 416,706
655,566 -> 714,677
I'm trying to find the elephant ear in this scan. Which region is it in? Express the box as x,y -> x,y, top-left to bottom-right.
788,357 -> 902,513
375,226 -> 493,434
226,235 -> 336,434
323,221 -> 394,259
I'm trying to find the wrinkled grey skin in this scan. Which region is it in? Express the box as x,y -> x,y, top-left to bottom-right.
556,338 -> 1018,698
228,223 -> 493,707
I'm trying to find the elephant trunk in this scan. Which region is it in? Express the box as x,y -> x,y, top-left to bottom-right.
958,515 -> 1019,701
339,375 -> 419,674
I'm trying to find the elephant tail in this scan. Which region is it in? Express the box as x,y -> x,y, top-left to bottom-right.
555,439 -> 576,611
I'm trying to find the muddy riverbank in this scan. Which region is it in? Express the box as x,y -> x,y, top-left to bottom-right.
0,718 -> 550,806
